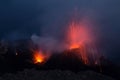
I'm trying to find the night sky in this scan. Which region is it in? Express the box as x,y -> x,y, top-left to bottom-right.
0,0 -> 120,64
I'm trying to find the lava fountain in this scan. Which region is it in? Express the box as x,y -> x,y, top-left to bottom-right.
66,19 -> 100,65
33,50 -> 50,64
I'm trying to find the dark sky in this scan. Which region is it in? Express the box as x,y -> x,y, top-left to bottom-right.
0,0 -> 120,63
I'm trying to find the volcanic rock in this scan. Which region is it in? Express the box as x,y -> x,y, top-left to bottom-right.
0,69 -> 115,80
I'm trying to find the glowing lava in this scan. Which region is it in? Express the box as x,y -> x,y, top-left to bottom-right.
33,50 -> 49,64
66,20 -> 95,65
67,20 -> 92,49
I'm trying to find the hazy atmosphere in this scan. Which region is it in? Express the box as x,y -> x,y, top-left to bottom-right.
0,0 -> 120,63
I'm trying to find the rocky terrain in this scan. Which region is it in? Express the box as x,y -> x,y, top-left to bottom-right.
0,69 -> 115,80
0,40 -> 119,80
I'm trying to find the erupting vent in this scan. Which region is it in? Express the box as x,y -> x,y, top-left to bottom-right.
65,19 -> 100,65
32,18 -> 101,66
33,50 -> 49,64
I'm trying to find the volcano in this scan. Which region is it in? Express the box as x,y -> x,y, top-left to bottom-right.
0,18 -> 119,80
0,39 -> 119,80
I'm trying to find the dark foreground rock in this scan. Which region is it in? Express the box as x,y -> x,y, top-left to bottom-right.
0,69 -> 115,80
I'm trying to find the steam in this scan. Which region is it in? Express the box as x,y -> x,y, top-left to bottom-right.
31,34 -> 66,53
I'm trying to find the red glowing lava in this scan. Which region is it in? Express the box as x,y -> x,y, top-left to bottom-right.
66,19 -> 99,65
67,20 -> 92,49
33,50 -> 49,64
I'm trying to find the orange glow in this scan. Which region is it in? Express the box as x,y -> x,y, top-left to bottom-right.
66,20 -> 93,64
66,20 -> 92,49
69,44 -> 80,50
33,50 -> 49,64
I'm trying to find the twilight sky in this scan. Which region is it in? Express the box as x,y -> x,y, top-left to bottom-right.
0,0 -> 120,63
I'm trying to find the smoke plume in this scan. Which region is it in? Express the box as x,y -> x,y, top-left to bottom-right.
31,34 -> 67,53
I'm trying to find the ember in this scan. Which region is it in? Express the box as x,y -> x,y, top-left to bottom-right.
33,50 -> 49,64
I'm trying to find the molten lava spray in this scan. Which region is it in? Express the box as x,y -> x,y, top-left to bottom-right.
66,19 -> 100,65
33,50 -> 49,64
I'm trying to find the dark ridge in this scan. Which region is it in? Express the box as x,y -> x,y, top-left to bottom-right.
0,40 -> 119,80
0,69 -> 115,80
